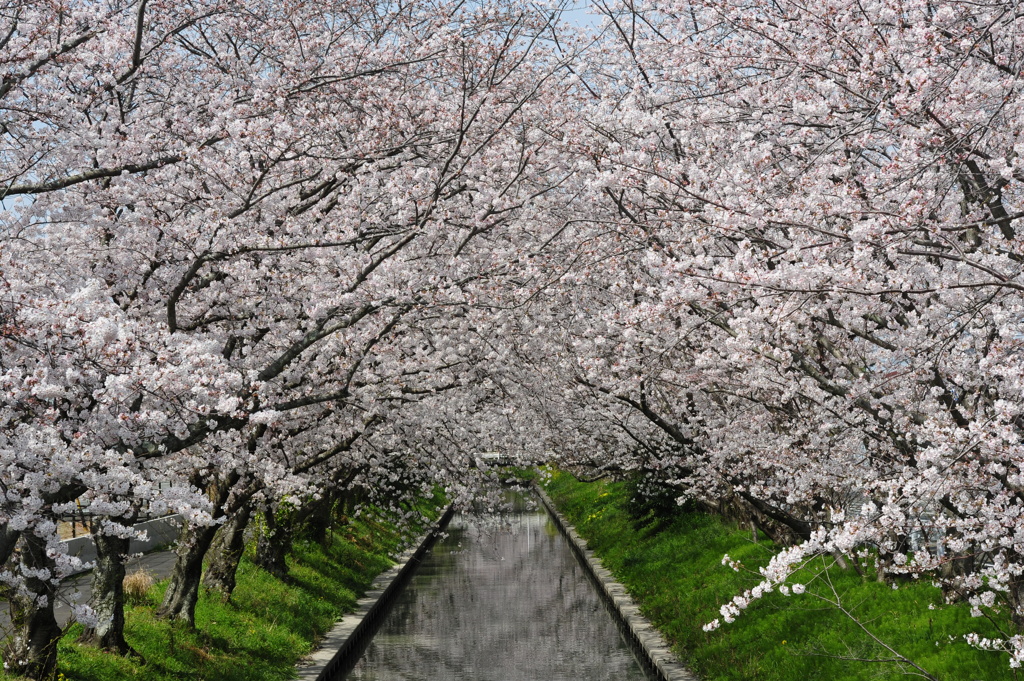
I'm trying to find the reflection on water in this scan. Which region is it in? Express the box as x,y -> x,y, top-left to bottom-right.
343,495 -> 650,681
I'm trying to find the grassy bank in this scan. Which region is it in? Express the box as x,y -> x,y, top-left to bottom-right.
2,493 -> 444,681
542,469 -> 1015,681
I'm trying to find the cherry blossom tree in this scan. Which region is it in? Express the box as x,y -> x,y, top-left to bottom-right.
15,0 -> 1024,675
0,0 -> 583,674
528,0 -> 1024,670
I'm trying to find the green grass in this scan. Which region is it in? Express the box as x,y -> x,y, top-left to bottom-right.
542,469 -> 1017,681
2,493 -> 445,681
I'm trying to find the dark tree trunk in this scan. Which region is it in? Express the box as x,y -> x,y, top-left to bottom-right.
303,493 -> 333,546
953,540 -> 976,577
1009,575 -> 1024,628
0,524 -> 21,568
202,505 -> 253,599
4,533 -> 61,681
155,521 -> 220,627
737,491 -> 813,543
79,527 -> 136,655
255,508 -> 294,580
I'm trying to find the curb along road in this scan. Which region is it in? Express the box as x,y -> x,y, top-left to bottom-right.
294,506 -> 456,681
534,484 -> 699,681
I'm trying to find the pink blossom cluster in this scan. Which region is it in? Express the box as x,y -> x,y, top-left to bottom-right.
0,0 -> 584,674
5,0 -> 1024,674
506,0 -> 1024,669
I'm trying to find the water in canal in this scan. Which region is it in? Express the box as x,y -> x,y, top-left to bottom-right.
342,495 -> 651,681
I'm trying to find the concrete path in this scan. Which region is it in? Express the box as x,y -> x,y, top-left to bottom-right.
54,549 -> 178,627
1,546 -> 178,632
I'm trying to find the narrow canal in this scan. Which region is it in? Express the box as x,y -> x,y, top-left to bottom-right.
341,494 -> 652,680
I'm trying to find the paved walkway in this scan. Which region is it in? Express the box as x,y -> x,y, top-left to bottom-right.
1,547 -> 178,631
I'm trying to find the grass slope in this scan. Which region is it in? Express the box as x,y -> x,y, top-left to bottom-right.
2,495 -> 443,681
542,469 -> 1016,681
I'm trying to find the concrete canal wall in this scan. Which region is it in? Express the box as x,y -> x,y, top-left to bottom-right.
296,488 -> 697,681
535,485 -> 699,681
295,507 -> 456,681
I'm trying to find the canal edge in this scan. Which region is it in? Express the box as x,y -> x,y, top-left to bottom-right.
293,505 -> 456,681
534,484 -> 700,681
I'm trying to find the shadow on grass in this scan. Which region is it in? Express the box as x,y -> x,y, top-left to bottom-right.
543,469 -> 1016,681
32,504 -> 441,681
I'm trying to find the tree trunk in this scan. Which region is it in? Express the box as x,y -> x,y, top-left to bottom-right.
952,541 -> 976,578
255,508 -> 293,580
79,526 -> 136,655
0,524 -> 21,567
1009,577 -> 1024,628
304,493 -> 333,546
4,533 -> 61,681
202,505 -> 253,599
155,521 -> 219,627
876,554 -> 889,583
